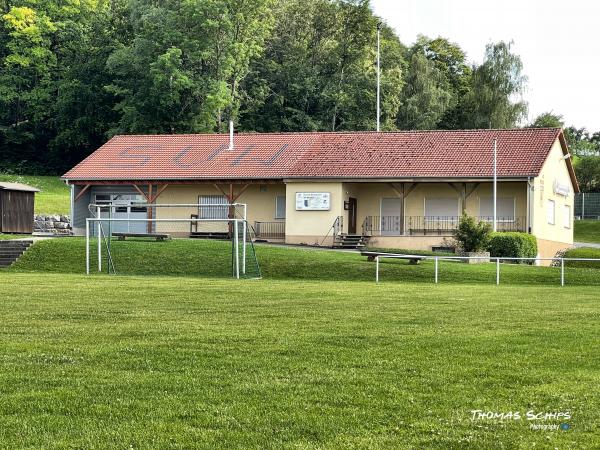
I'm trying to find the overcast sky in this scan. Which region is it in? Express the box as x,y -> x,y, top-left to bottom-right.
371,0 -> 600,132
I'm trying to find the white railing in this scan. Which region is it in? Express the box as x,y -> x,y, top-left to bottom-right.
374,254 -> 600,286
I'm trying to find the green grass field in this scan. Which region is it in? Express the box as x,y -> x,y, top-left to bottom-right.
8,238 -> 600,285
574,219 -> 600,243
0,174 -> 69,215
0,273 -> 598,448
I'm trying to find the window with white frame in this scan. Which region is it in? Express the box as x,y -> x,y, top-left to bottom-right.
479,197 -> 515,221
563,204 -> 571,229
547,199 -> 555,225
424,198 -> 459,218
275,196 -> 286,219
199,195 -> 228,219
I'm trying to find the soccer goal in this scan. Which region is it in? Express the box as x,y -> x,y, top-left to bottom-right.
85,203 -> 260,279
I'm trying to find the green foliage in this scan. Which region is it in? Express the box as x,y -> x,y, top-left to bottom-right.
487,232 -> 538,262
3,1 -> 575,174
564,247 -> 600,268
240,0 -> 406,132
529,112 -> 564,129
453,214 -> 492,252
397,36 -> 470,130
565,126 -> 600,157
574,156 -> 600,192
462,41 -> 528,129
397,51 -> 452,130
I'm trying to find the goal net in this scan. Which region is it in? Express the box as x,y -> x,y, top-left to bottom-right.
85,203 -> 261,279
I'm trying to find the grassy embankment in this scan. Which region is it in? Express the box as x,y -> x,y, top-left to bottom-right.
5,237 -> 600,285
0,174 -> 70,215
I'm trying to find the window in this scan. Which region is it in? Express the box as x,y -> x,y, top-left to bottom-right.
424,198 -> 459,218
547,200 -> 555,225
199,195 -> 228,219
275,196 -> 286,219
563,205 -> 571,229
479,197 -> 515,221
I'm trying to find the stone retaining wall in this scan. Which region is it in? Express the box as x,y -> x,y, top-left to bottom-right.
34,215 -> 72,235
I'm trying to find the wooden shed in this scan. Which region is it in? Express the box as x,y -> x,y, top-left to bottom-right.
0,182 -> 39,234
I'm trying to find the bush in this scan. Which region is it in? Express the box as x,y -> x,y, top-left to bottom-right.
487,232 -> 538,263
453,214 -> 492,252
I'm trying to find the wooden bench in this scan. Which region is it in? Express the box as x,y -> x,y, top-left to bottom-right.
113,232 -> 171,241
361,251 -> 426,265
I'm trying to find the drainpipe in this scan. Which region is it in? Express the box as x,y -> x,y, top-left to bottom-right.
526,177 -> 531,233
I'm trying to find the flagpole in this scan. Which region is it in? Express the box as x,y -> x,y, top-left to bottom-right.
376,22 -> 381,132
493,138 -> 497,232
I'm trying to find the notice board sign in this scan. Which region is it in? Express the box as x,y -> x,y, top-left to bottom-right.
295,192 -> 331,211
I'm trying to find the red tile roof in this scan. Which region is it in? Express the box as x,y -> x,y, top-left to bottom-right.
63,128 -> 573,184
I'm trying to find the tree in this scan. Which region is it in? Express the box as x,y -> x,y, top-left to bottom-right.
407,36 -> 471,129
461,41 -> 528,129
105,0 -> 275,135
453,213 -> 492,253
574,157 -> 600,192
530,112 -> 564,129
397,51 -> 452,130
239,0 -> 406,132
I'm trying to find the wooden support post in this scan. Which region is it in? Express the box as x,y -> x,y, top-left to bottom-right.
147,184 -> 153,234
74,184 -> 91,202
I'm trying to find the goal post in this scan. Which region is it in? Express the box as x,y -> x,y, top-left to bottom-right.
84,203 -> 260,279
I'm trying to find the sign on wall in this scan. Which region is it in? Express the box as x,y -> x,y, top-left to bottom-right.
295,192 -> 331,211
553,180 -> 571,197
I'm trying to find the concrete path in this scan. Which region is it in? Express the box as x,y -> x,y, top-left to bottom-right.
575,241 -> 600,249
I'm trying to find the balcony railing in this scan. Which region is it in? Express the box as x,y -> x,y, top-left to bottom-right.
362,216 -> 526,236
254,221 -> 285,239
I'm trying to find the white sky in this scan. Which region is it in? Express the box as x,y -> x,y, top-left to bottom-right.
371,0 -> 600,131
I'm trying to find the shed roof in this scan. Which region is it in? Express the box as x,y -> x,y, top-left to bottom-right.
62,128 -> 577,189
0,182 -> 40,193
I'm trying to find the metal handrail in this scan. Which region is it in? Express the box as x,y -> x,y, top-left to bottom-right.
374,254 -> 600,286
319,216 -> 344,247
363,216 -> 526,235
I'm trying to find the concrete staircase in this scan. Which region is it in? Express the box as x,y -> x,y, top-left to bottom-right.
333,234 -> 368,250
0,240 -> 34,268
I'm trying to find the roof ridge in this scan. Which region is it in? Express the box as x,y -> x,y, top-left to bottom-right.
110,127 -> 563,139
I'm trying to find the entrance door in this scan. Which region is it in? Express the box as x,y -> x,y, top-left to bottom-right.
380,198 -> 402,235
348,197 -> 357,234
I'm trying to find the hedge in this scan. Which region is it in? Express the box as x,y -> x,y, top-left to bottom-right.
487,232 -> 538,263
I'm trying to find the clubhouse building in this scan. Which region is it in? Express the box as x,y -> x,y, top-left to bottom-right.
62,128 -> 578,259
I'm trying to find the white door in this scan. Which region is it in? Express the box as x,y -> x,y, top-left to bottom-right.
380,198 -> 402,235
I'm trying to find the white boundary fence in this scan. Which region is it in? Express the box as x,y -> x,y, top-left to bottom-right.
375,255 -> 600,286
85,203 -> 251,279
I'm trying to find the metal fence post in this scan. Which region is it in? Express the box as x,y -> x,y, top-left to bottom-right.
582,193 -> 585,218
435,257 -> 438,284
97,206 -> 101,272
496,258 -> 500,285
376,256 -> 379,283
85,219 -> 90,275
561,258 -> 565,287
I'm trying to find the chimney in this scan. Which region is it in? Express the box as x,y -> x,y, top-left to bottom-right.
228,120 -> 234,150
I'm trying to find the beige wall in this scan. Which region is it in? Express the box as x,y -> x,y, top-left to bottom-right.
154,184 -> 285,235
340,181 -> 527,235
285,182 -> 344,245
531,139 -> 575,245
